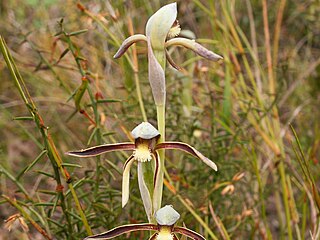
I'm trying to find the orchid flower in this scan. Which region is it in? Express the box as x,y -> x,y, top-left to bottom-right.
114,2 -> 223,106
84,205 -> 205,240
66,122 -> 217,219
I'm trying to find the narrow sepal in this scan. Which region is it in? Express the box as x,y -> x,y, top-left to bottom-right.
166,49 -> 181,70
165,38 -> 223,62
173,226 -> 206,240
147,38 -> 166,105
137,162 -> 153,221
122,155 -> 135,207
113,34 -> 147,59
84,224 -> 158,239
152,152 -> 162,213
66,143 -> 135,157
155,142 -> 218,171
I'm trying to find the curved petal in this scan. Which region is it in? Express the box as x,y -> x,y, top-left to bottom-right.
147,38 -> 166,105
137,161 -> 153,221
66,143 -> 135,157
113,34 -> 147,59
155,142 -> 218,171
145,2 -> 177,50
173,226 -> 206,240
152,151 -> 162,213
165,38 -> 223,62
84,223 -> 158,239
166,49 -> 181,70
122,155 -> 135,207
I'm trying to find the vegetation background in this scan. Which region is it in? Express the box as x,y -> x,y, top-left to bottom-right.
0,0 -> 319,239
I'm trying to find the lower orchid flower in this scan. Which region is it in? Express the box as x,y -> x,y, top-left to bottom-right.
66,122 -> 217,218
84,205 -> 205,240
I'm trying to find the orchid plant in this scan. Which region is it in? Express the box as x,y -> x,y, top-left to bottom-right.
84,205 -> 205,240
67,122 -> 217,221
67,2 -> 222,239
114,2 -> 222,217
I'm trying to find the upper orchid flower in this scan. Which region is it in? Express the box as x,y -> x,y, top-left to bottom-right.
84,205 -> 206,240
66,122 -> 217,219
113,2 -> 222,105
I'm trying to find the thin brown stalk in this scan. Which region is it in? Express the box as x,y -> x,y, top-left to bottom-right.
262,0 -> 275,96
2,195 -> 52,240
209,201 -> 230,240
245,0 -> 262,92
273,0 -> 287,81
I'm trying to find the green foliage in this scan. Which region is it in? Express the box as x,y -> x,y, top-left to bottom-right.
0,0 -> 319,239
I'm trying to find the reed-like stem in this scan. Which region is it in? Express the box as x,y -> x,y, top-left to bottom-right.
0,36 -> 92,236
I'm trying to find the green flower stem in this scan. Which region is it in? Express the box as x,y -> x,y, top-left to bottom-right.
134,72 -> 148,122
155,104 -> 166,214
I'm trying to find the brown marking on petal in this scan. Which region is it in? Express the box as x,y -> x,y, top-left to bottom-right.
155,142 -> 218,171
173,226 -> 206,240
123,154 -> 135,170
152,152 -> 161,188
66,143 -> 135,157
84,224 -> 158,239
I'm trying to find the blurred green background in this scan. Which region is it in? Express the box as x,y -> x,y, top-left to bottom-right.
0,0 -> 319,239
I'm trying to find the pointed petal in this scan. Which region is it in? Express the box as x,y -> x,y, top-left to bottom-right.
147,38 -> 166,105
152,152 -> 162,213
146,2 -> 177,49
66,143 -> 135,157
122,155 -> 135,207
113,34 -> 147,59
173,226 -> 206,240
84,223 -> 158,239
155,142 -> 218,171
166,49 -> 181,70
165,38 -> 223,62
137,162 -> 153,221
